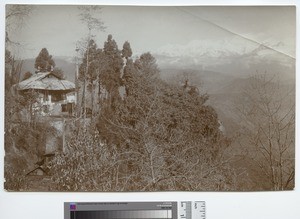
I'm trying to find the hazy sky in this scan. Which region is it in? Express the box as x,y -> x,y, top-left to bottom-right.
6,5 -> 295,59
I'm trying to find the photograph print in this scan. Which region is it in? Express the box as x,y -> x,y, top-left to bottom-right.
4,5 -> 295,191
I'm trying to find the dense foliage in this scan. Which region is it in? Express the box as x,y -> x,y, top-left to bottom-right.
50,35 -> 234,191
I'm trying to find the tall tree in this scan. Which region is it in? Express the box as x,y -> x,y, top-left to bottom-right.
78,5 -> 106,120
122,59 -> 136,96
79,39 -> 100,116
100,34 -> 124,106
122,41 -> 132,60
135,52 -> 159,79
34,48 -> 55,72
78,5 -> 106,32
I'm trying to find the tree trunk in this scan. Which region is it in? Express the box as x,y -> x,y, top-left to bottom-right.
91,80 -> 94,117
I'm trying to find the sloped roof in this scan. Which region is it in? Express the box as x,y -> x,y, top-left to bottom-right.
17,72 -> 75,91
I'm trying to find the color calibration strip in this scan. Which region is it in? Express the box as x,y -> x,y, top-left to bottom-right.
65,202 -> 205,219
71,210 -> 172,219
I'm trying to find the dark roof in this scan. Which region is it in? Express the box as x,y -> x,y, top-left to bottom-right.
17,72 -> 75,91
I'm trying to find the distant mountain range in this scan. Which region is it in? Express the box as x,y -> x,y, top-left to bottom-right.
155,38 -> 292,59
153,39 -> 295,81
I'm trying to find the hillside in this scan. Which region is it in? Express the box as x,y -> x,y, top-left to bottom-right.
161,66 -> 295,138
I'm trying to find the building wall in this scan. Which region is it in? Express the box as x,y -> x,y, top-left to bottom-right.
34,91 -> 76,116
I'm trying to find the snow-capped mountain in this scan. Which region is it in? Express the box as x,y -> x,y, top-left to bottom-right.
153,37 -> 295,78
155,37 -> 257,58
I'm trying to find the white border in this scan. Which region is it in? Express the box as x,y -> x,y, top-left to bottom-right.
0,1 -> 299,219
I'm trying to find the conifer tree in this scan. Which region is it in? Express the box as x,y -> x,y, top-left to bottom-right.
122,41 -> 132,60
34,48 -> 55,72
100,34 -> 124,105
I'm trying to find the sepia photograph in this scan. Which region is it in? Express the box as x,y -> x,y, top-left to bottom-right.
4,5 -> 295,191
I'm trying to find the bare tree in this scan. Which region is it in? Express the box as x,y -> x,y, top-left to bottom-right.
5,5 -> 33,84
6,5 -> 33,47
238,73 -> 295,190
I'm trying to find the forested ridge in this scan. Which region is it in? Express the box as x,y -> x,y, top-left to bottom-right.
48,35 -> 232,191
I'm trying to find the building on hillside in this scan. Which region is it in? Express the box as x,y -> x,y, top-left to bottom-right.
16,71 -> 76,117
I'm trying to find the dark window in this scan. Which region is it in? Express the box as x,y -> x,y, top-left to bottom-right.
52,93 -> 66,102
61,103 -> 68,112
